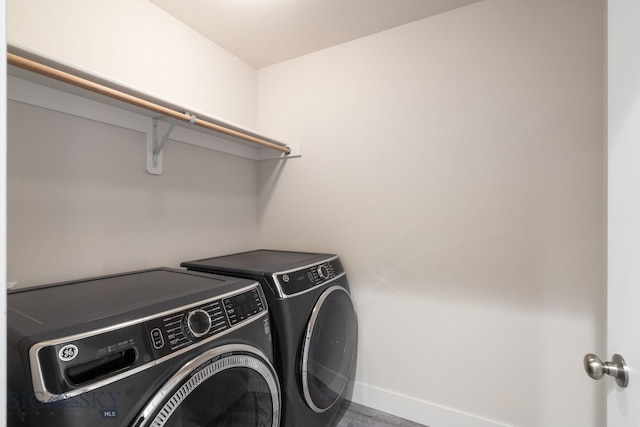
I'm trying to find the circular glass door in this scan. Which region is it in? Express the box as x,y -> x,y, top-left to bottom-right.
133,344 -> 280,427
301,285 -> 358,413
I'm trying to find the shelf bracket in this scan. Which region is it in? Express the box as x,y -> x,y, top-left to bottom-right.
147,113 -> 196,175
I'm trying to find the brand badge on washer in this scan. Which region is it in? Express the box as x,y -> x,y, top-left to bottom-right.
58,344 -> 79,361
263,318 -> 271,335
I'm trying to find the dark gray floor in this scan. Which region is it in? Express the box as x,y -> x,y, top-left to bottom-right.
330,401 -> 428,427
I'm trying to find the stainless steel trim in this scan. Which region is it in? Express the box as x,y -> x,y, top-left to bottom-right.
132,344 -> 281,427
28,282 -> 266,403
300,285 -> 355,413
270,255 -> 345,298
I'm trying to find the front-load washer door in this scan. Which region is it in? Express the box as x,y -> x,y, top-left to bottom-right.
301,285 -> 358,413
132,344 -> 280,427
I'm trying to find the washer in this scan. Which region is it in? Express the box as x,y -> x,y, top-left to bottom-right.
181,249 -> 358,427
7,268 -> 280,427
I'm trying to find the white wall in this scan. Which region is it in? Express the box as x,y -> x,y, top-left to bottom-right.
5,0 -> 607,425
7,0 -> 257,128
7,99 -> 259,287
5,0 -> 262,286
257,1 -> 605,426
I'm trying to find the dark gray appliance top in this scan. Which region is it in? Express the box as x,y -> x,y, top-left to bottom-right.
181,249 -> 335,276
7,268 -> 253,342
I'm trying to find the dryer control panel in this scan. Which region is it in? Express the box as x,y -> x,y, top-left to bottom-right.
274,257 -> 346,296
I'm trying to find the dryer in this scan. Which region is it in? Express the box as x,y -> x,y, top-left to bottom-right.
7,268 -> 280,427
181,250 -> 358,427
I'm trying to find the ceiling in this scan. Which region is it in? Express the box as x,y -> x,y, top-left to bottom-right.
149,0 -> 483,69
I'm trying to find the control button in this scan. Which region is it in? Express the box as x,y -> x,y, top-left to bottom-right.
186,309 -> 211,338
151,328 -> 164,349
282,274 -> 289,283
317,265 -> 330,280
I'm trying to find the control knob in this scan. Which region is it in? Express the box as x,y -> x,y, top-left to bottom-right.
317,265 -> 330,280
186,309 -> 211,338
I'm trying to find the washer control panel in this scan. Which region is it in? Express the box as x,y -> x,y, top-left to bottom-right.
275,257 -> 345,296
223,288 -> 266,326
28,276 -> 268,403
145,286 -> 266,359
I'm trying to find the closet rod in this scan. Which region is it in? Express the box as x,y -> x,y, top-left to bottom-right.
7,53 -> 291,155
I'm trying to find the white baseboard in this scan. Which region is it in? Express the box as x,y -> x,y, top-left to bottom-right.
349,381 -> 511,427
